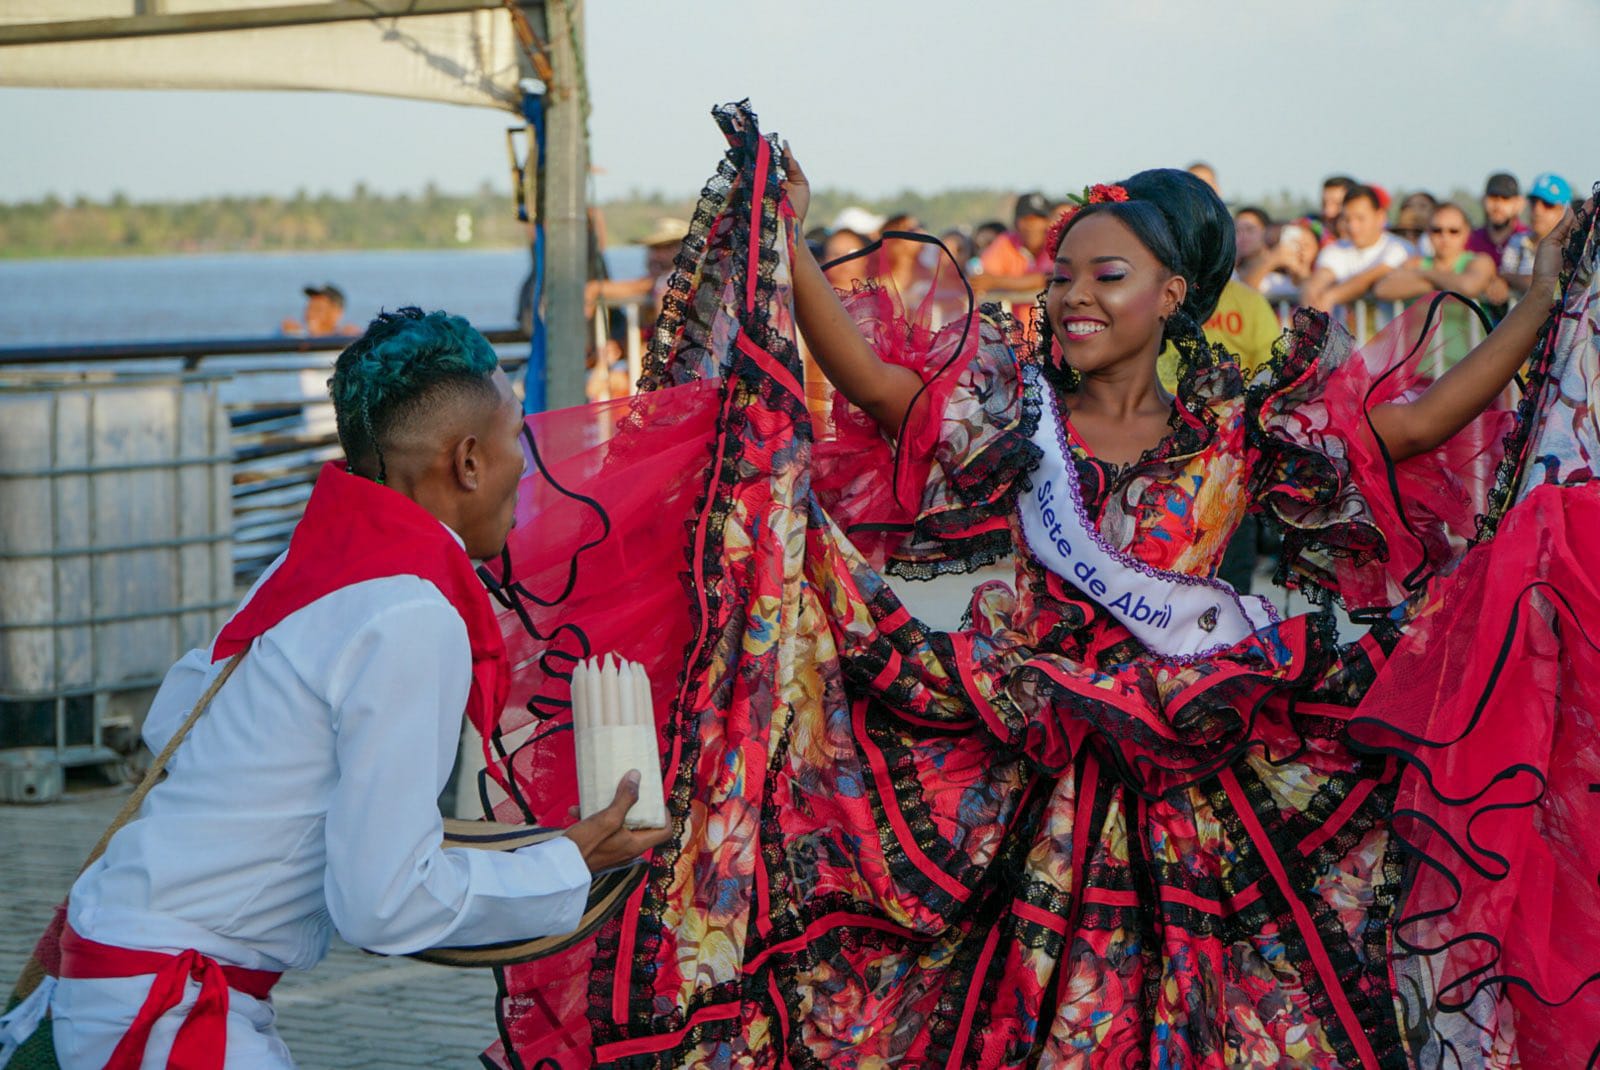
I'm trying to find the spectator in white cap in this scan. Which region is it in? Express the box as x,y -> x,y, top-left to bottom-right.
818,208 -> 886,290
830,206 -> 887,238
821,227 -> 872,290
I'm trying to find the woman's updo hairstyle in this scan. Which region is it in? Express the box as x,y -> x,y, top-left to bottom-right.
1050,168 -> 1236,347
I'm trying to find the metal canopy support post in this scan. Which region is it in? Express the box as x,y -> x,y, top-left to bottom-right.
541,0 -> 588,411
518,78 -> 549,412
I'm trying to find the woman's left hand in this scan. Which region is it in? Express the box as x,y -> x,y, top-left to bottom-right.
1530,205 -> 1579,301
781,142 -> 811,226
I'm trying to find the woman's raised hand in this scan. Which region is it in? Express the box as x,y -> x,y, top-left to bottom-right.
1531,205 -> 1580,301
781,142 -> 810,226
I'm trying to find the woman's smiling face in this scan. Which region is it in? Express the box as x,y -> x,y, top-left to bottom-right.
1045,211 -> 1185,380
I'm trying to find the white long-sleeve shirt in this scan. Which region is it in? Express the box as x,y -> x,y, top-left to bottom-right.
66,554 -> 590,973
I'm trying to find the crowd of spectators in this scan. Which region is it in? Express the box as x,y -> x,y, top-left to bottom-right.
793,165 -> 1580,336
581,167 -> 1581,402
578,167 -> 1582,591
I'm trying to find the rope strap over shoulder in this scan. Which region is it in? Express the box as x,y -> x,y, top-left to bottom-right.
7,652 -> 247,1009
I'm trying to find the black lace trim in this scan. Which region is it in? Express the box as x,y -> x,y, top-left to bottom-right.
992,608 -> 1348,792
586,100 -> 809,1050
1476,187 -> 1598,541
637,112 -> 741,392
886,349 -> 1043,579
1200,763 -> 1409,1067
885,527 -> 1014,581
1245,307 -> 1389,607
920,891 -> 1026,1062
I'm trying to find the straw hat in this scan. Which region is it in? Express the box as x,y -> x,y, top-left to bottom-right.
409,819 -> 647,966
640,217 -> 691,248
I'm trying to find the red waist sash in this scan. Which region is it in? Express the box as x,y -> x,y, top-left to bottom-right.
59,925 -> 282,1070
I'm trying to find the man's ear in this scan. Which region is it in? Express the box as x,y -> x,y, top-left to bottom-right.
451,434 -> 482,492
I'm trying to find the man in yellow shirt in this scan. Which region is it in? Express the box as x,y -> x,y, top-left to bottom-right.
1157,277 -> 1285,595
1157,277 -> 1283,391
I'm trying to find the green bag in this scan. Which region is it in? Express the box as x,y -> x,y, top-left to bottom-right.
0,989 -> 57,1068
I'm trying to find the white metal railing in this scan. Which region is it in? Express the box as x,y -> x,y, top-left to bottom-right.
586,285 -> 1495,395
0,332 -> 530,590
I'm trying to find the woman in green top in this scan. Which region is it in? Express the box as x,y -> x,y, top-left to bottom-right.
1373,202 -> 1499,373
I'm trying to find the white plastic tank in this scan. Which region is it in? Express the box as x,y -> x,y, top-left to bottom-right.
0,371 -> 232,800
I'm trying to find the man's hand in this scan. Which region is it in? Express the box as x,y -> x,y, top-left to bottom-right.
562,771 -> 671,873
781,142 -> 810,226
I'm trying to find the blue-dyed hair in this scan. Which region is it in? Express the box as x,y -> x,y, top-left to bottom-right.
328,307 -> 500,482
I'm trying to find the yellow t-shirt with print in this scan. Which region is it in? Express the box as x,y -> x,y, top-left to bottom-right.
1158,279 -> 1283,392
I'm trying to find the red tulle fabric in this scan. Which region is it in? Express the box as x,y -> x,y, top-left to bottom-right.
1299,297 -> 1519,612
479,381 -> 720,826
470,383 -> 723,1068
1351,484 -> 1600,1065
811,272 -> 980,567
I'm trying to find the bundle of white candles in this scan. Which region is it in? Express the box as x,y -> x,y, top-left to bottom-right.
571,654 -> 667,830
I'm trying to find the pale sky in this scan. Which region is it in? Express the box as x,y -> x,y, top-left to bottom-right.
1,0 -> 1596,205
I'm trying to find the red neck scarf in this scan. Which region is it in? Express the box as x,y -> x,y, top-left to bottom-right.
213,463 -> 509,743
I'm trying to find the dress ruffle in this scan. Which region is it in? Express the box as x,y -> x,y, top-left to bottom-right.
1252,301 -> 1519,612
812,286 -> 1042,578
1350,484 -> 1600,1067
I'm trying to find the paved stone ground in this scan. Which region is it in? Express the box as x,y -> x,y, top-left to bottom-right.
0,785 -> 500,1068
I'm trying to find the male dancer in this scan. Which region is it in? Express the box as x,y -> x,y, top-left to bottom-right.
46,308 -> 667,1068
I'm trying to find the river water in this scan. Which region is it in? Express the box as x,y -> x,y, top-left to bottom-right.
0,246 -> 646,348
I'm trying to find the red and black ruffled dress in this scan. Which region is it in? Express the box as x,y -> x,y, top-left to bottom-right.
480,103 -> 1600,1069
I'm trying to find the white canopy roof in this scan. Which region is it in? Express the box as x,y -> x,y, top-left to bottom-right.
0,1 -> 528,111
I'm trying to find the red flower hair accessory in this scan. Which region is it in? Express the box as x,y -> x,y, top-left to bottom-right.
1044,183 -> 1131,255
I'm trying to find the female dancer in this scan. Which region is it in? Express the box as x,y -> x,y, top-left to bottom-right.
483,103 -> 1599,1068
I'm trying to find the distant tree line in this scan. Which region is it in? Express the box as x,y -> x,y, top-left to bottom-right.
0,182 -> 1483,260
0,183 -> 529,258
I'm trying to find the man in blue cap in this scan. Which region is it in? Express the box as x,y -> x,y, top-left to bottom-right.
1492,172 -> 1574,303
